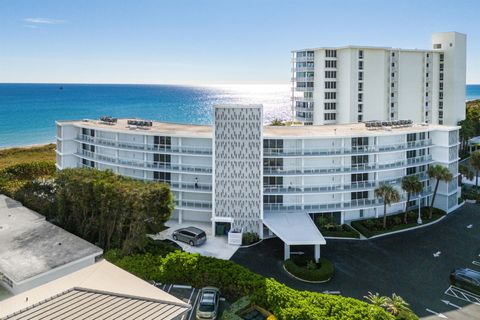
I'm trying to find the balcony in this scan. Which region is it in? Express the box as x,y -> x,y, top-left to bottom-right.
294,86 -> 314,92
263,155 -> 432,176
76,149 -> 213,174
293,56 -> 315,63
263,173 -> 428,194
264,188 -> 432,213
263,139 -> 433,157
292,66 -> 315,72
175,200 -> 212,211
292,76 -> 315,82
76,135 -> 213,155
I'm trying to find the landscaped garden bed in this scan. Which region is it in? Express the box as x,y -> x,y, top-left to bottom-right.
351,208 -> 446,238
283,254 -> 334,282
314,216 -> 360,238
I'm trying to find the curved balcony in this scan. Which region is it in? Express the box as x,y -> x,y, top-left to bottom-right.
264,188 -> 432,213
263,139 -> 433,157
76,150 -> 213,175
263,173 -> 428,194
293,56 -> 315,63
294,86 -> 314,92
292,66 -> 315,72
292,76 -> 315,82
76,135 -> 212,156
263,155 -> 432,176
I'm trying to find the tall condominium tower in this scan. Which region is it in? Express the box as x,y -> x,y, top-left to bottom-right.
292,32 -> 466,126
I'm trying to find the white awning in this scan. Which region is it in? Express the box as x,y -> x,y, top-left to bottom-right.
263,212 -> 326,245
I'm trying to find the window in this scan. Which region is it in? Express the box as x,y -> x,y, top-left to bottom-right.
407,133 -> 416,142
325,102 -> 336,110
391,52 -> 395,57
440,73 -> 444,81
359,209 -> 364,218
391,92 -> 395,98
154,171 -> 171,182
439,92 -> 444,99
325,71 -> 337,78
358,72 -> 363,81
264,139 -> 284,150
407,167 -> 416,175
358,50 -> 364,59
324,113 -> 336,121
426,63 -> 429,68
358,115 -> 363,122
439,82 -> 444,90
391,62 -> 395,67
264,195 -> 283,204
426,72 -> 429,78
352,137 -> 368,147
440,63 -> 444,71
426,53 -> 430,58
419,132 -> 426,140
264,176 -> 283,186
358,93 -> 363,102
351,173 -> 368,182
391,83 -> 395,88
351,191 -> 368,200
264,158 -> 283,168
325,92 -> 337,99
390,112 -> 395,118
407,150 -> 416,159
358,104 -> 363,113
434,43 -> 442,49
154,154 -> 171,163
358,60 -> 364,70
358,82 -> 363,91
325,81 -> 336,89
391,72 -> 395,77
325,60 -> 337,68
391,102 -> 395,108
440,53 -> 444,62
325,49 -> 337,58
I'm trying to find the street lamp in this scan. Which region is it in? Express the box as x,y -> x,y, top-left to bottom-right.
417,195 -> 423,224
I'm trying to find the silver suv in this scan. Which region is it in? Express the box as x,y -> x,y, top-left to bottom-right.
172,227 -> 206,246
196,287 -> 220,320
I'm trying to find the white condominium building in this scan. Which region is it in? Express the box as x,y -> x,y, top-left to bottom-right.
292,32 -> 466,126
56,105 -> 461,260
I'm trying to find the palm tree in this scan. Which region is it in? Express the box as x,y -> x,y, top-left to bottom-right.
364,292 -> 387,308
401,175 -> 423,224
270,118 -> 285,126
459,163 -> 474,185
374,185 -> 400,229
427,164 -> 453,219
384,293 -> 412,316
470,150 -> 480,190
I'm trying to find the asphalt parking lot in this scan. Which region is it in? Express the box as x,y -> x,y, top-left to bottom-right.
231,204 -> 480,319
156,283 -> 228,320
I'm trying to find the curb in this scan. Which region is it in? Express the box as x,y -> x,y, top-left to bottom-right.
324,236 -> 362,241
282,265 -> 331,284
239,239 -> 264,249
365,215 -> 447,240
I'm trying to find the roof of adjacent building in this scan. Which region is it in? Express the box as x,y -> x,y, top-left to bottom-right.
0,260 -> 190,319
0,195 -> 103,283
57,118 -> 457,139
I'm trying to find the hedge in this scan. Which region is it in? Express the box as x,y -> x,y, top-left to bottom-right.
284,258 -> 334,282
106,250 -> 395,320
351,208 -> 446,238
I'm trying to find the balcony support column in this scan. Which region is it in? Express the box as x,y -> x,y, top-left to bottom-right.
284,243 -> 290,261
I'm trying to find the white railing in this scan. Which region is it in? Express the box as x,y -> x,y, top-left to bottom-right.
263,155 -> 432,175
76,149 -> 213,174
77,135 -> 213,155
263,139 -> 433,156
263,173 -> 428,194
264,188 -> 432,213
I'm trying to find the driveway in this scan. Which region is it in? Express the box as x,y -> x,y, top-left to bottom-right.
153,220 -> 239,260
231,204 -> 480,319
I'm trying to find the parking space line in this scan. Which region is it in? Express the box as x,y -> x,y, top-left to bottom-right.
425,308 -> 448,318
188,290 -> 201,320
444,285 -> 480,305
167,284 -> 173,293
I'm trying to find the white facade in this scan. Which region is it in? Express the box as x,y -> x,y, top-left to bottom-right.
56,110 -> 461,240
292,32 -> 466,126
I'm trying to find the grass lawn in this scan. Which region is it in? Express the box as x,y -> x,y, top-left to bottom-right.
0,144 -> 56,170
351,208 -> 446,238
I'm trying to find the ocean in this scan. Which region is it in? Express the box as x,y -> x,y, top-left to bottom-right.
0,83 -> 479,148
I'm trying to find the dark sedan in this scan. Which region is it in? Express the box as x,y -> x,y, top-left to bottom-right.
450,268 -> 480,295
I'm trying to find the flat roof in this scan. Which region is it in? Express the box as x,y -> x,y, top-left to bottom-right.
292,45 -> 441,53
0,260 -> 190,319
263,212 -> 326,245
0,195 -> 103,283
58,118 -> 457,139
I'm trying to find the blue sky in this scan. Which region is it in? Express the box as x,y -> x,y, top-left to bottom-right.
0,0 -> 478,84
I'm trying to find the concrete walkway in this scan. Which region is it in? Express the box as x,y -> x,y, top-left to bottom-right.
152,220 -> 239,260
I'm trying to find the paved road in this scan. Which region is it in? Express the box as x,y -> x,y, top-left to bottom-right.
231,204 -> 480,319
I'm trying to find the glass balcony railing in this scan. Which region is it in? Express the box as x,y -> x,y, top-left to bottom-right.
263,173 -> 428,194
76,149 -> 213,174
263,155 -> 432,175
264,188 -> 432,213
175,200 -> 212,210
76,134 -> 212,155
263,139 -> 433,156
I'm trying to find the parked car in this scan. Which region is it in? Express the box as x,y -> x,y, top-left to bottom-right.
450,268 -> 480,295
172,227 -> 206,246
196,287 -> 220,320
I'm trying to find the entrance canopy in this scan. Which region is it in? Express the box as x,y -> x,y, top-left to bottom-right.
263,212 -> 326,245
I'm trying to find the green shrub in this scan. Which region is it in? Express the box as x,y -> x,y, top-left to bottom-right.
107,250 -> 395,320
284,258 -> 334,282
242,232 -> 260,245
